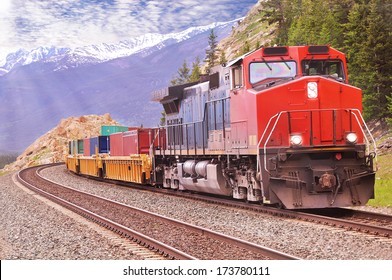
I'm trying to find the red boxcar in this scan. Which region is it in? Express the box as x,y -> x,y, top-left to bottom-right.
109,132 -> 124,156
121,128 -> 166,155
83,138 -> 90,156
123,129 -> 149,155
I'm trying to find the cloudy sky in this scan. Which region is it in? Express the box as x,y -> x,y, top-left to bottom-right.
0,0 -> 258,58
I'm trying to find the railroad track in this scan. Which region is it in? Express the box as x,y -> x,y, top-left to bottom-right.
17,164 -> 299,260
65,164 -> 392,239
300,208 -> 392,236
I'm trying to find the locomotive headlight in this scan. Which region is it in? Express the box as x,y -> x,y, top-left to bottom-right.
290,134 -> 303,146
307,82 -> 318,99
346,132 -> 358,144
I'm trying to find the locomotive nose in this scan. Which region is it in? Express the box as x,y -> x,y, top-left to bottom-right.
320,173 -> 337,189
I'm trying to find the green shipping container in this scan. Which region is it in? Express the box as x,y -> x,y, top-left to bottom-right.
101,125 -> 129,136
77,139 -> 84,154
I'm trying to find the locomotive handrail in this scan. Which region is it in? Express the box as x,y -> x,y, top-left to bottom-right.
255,111 -> 281,199
349,109 -> 378,164
257,108 -> 378,177
256,111 -> 283,177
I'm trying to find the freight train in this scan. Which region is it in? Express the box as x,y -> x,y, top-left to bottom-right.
66,45 -> 377,209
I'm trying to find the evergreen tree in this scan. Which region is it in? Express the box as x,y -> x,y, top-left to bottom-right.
160,111 -> 166,127
319,7 -> 342,46
170,60 -> 190,85
205,29 -> 219,73
190,56 -> 201,82
287,17 -> 307,45
288,0 -> 332,45
364,0 -> 392,120
255,41 -> 261,50
328,0 -> 354,49
344,0 -> 392,120
387,94 -> 392,126
262,0 -> 392,122
241,41 -> 251,55
344,0 -> 369,87
219,50 -> 227,66
262,0 -> 295,45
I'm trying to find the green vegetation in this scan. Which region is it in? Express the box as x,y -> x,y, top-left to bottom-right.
171,28 -> 222,85
261,0 -> 392,208
0,153 -> 18,176
170,57 -> 202,86
0,153 -> 18,169
221,17 -> 272,60
170,60 -> 191,85
204,29 -> 219,73
190,57 -> 202,82
368,153 -> 392,207
262,0 -> 392,123
32,148 -> 50,162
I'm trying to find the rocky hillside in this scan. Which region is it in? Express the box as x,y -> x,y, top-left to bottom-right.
218,0 -> 276,61
369,119 -> 392,156
1,114 -> 120,172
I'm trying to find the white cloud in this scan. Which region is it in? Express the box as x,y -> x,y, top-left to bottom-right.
0,0 -> 257,59
0,0 -> 12,14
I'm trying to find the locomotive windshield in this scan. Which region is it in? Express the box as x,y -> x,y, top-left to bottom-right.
302,59 -> 345,81
249,61 -> 297,85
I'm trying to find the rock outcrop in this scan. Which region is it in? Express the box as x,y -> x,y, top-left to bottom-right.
2,114 -> 120,172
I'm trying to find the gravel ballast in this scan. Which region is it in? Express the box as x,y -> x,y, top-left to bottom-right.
0,172 -> 145,260
1,164 -> 392,260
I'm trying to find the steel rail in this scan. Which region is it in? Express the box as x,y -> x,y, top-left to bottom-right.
64,162 -> 392,239
17,165 -> 197,260
288,210 -> 392,237
21,164 -> 300,260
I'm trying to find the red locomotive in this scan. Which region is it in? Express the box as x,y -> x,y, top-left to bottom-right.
67,45 -> 377,209
152,45 -> 376,209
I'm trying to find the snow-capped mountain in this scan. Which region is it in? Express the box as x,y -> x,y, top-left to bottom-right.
0,19 -> 240,74
0,19 -> 237,153
0,47 -> 69,73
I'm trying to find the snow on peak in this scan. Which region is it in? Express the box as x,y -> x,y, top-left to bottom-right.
0,46 -> 70,72
0,19 -> 240,73
71,19 -> 238,61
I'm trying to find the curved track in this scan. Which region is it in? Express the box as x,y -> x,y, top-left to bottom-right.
69,164 -> 392,239
18,164 -> 183,260
17,164 -> 299,260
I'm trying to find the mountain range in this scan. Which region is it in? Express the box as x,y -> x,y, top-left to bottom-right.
0,20 -> 238,153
